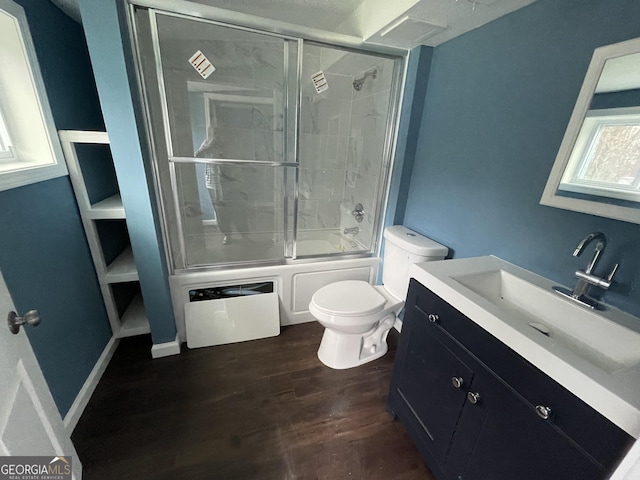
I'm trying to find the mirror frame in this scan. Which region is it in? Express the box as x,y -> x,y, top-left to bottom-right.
540,37 -> 640,225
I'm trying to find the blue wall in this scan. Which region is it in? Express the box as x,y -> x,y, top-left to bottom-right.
0,0 -> 111,416
79,0 -> 177,344
386,46 -> 434,228
403,0 -> 640,317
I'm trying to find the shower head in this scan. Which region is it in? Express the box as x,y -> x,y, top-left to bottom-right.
353,69 -> 378,91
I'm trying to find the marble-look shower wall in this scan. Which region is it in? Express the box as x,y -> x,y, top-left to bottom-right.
298,48 -> 353,230
343,59 -> 394,249
154,15 -> 290,256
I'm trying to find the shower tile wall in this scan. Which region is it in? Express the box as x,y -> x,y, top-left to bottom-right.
185,34 -> 291,249
151,12 -> 300,265
299,48 -> 395,250
298,47 -> 352,231
343,60 -> 394,249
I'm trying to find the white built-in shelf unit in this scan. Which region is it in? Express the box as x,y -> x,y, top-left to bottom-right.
59,130 -> 150,338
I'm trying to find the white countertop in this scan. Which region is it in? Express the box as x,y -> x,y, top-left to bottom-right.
410,255 -> 640,438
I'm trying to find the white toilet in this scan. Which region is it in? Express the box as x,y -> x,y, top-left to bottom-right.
309,225 -> 448,369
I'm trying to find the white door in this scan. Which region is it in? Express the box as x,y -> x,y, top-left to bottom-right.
0,268 -> 81,479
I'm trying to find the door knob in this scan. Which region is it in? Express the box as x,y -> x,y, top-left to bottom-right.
7,310 -> 41,335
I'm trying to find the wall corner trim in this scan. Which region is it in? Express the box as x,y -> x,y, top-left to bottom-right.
63,336 -> 120,434
151,334 -> 181,359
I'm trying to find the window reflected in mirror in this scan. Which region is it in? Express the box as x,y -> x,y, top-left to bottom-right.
559,109 -> 640,202
541,37 -> 640,224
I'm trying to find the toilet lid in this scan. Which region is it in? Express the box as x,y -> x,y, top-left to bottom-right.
311,280 -> 386,317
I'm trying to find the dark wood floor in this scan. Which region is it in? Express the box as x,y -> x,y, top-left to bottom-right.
72,322 -> 434,480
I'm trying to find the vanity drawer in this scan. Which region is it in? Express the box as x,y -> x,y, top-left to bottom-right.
408,279 -> 633,470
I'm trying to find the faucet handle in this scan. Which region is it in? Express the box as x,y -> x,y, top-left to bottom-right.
575,262 -> 619,290
606,263 -> 619,283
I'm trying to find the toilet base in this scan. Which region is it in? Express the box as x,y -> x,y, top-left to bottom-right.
317,315 -> 395,369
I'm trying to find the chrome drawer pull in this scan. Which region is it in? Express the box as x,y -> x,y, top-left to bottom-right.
536,405 -> 552,420
451,377 -> 464,389
467,392 -> 481,404
428,314 -> 439,323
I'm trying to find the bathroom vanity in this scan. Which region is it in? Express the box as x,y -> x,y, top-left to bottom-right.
388,257 -> 639,480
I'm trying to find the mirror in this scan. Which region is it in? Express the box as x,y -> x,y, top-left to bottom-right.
541,37 -> 640,224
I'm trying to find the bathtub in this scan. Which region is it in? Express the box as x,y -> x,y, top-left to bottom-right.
169,230 -> 379,343
295,229 -> 363,255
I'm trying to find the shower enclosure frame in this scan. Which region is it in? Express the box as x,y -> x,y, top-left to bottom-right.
125,0 -> 409,274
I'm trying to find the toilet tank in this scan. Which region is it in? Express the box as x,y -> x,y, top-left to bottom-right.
382,226 -> 448,300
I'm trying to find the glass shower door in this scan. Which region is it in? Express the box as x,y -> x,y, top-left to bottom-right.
133,7 -> 403,269
297,43 -> 400,257
148,11 -> 298,267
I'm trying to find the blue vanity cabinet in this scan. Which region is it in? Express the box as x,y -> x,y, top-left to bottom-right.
388,279 -> 633,480
445,359 -> 602,480
390,305 -> 474,470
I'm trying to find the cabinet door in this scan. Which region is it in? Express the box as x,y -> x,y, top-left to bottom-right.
393,309 -> 474,466
447,368 -> 603,480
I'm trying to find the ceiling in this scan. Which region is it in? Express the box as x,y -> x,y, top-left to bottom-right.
51,0 -> 538,48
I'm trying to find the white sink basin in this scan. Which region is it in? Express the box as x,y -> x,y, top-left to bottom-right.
452,269 -> 640,374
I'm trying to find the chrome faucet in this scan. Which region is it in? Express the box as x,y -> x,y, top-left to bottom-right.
553,232 -> 619,309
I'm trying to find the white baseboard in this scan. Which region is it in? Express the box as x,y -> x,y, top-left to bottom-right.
64,336 -> 119,434
151,334 -> 181,358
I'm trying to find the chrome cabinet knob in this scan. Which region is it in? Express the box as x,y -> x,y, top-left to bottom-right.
427,314 -> 439,323
467,392 -> 481,404
535,405 -> 552,420
451,377 -> 464,389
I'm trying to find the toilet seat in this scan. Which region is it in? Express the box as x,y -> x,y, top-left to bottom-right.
311,280 -> 386,317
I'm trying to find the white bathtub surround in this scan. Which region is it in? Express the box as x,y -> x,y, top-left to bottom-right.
183,228 -> 367,267
170,256 -> 379,343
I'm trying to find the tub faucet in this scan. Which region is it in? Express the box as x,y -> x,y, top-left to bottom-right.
352,203 -> 365,223
553,232 -> 619,309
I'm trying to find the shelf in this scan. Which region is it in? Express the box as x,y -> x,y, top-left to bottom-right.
104,247 -> 138,283
60,130 -> 151,339
59,130 -> 109,144
117,293 -> 151,338
88,194 -> 125,219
